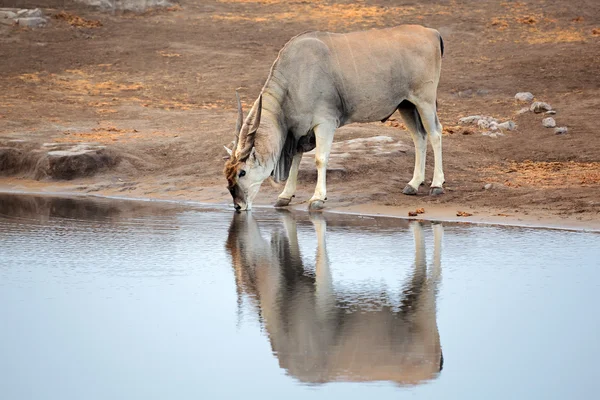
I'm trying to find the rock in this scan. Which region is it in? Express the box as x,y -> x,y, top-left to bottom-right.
498,121 -> 517,131
530,101 -> 552,113
25,8 -> 43,18
484,183 -> 493,190
488,121 -> 499,131
16,9 -> 28,17
555,127 -> 568,135
515,92 -> 534,102
542,117 -> 556,128
76,0 -> 173,12
16,17 -> 48,28
0,10 -> 17,19
517,107 -> 530,114
477,119 -> 490,129
459,115 -> 482,125
545,110 -> 556,115
482,131 -> 504,138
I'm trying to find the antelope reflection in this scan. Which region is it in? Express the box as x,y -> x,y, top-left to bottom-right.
225,212 -> 443,385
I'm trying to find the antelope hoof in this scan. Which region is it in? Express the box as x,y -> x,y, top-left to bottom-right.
274,197 -> 292,207
308,200 -> 325,211
402,184 -> 418,195
429,187 -> 445,196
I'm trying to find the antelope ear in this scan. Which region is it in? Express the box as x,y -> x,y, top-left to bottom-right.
249,147 -> 259,163
223,145 -> 233,160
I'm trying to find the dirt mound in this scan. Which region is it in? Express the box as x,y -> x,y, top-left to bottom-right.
0,141 -> 120,180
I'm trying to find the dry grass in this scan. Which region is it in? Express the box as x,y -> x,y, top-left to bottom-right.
491,18 -> 509,30
54,127 -> 178,144
211,0 -> 438,29
54,11 -> 102,28
525,28 -> 587,44
516,15 -> 538,25
482,161 -> 600,188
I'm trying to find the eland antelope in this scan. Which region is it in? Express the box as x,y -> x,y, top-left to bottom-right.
225,213 -> 444,384
224,25 -> 445,211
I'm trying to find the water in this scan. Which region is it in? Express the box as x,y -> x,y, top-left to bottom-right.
1,194 -> 599,399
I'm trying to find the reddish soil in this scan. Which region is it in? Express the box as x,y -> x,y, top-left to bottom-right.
1,0 -> 599,227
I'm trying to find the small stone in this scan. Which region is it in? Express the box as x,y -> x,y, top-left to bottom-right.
482,131 -> 504,138
489,121 -> 499,131
530,101 -> 552,113
545,110 -> 556,115
498,121 -> 517,131
517,107 -> 530,114
542,117 -> 556,128
16,17 -> 47,28
0,10 -> 17,19
408,211 -> 418,217
477,119 -> 490,129
26,8 -> 43,18
456,211 -> 473,217
555,127 -> 568,135
459,115 -> 482,125
16,9 -> 28,17
515,92 -> 534,102
484,183 -> 493,190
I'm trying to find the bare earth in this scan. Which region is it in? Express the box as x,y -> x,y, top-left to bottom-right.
1,0 -> 599,229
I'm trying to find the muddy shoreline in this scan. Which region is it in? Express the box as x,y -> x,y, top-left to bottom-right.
2,182 -> 598,232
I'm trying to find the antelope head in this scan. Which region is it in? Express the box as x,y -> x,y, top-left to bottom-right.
223,92 -> 270,211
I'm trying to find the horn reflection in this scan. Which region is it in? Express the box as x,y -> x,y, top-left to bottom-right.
225,212 -> 443,385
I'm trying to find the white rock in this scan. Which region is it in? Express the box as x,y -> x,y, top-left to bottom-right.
517,107 -> 530,114
482,131 -> 504,138
515,92 -> 534,102
483,183 -> 493,190
555,127 -> 568,135
0,10 -> 17,19
542,117 -> 556,128
545,110 -> 556,115
16,17 -> 47,28
76,0 -> 173,12
26,8 -> 43,18
530,102 -> 552,113
489,121 -> 499,131
498,121 -> 517,131
16,9 -> 28,17
477,119 -> 490,129
459,115 -> 482,125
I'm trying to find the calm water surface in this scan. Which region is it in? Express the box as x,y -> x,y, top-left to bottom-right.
1,194 -> 599,399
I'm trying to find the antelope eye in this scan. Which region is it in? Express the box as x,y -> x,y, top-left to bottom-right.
239,170 -> 246,178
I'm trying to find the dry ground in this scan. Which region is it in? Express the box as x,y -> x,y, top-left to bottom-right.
1,0 -> 599,226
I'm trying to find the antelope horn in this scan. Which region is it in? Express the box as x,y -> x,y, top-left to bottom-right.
249,94 -> 262,133
235,91 -> 243,135
230,91 -> 244,155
